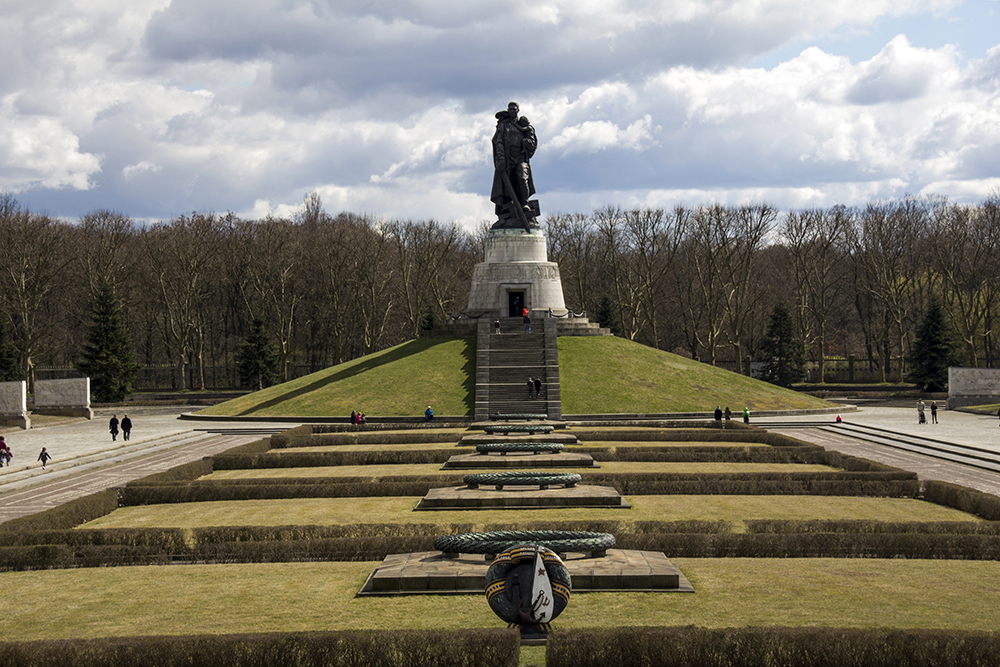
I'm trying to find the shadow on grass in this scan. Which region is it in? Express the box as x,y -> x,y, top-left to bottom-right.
239,338 -> 476,416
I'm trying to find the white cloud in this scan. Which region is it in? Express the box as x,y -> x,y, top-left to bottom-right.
0,0 -> 997,228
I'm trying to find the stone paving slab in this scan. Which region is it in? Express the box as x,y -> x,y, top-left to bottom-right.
442,452 -> 598,469
359,549 -> 692,596
414,484 -> 630,510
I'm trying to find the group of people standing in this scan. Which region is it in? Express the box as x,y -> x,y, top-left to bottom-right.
0,436 -> 52,469
527,377 -> 543,399
109,414 -> 133,441
916,399 -> 938,425
714,405 -> 750,424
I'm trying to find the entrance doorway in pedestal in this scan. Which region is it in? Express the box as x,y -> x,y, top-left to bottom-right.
508,291 -> 525,317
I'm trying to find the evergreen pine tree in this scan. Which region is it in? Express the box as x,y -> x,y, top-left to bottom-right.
0,323 -> 21,382
238,319 -> 281,390
594,294 -> 622,337
419,305 -> 439,335
759,302 -> 806,388
76,282 -> 141,402
907,296 -> 964,392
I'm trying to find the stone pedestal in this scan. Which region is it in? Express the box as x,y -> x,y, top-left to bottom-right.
467,228 -> 566,317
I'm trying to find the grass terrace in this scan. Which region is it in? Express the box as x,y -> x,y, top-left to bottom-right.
4,411 -> 1000,664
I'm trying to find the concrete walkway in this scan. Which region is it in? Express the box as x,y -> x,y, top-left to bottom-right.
758,404 -> 1000,496
0,407 -> 299,523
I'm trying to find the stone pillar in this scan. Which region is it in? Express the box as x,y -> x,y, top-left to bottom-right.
0,381 -> 30,429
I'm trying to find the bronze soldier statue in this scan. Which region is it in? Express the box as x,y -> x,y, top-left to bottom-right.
491,102 -> 539,231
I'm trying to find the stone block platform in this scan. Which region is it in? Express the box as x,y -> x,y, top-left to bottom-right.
442,451 -> 598,469
358,549 -> 693,596
414,484 -> 629,510
459,432 -> 579,446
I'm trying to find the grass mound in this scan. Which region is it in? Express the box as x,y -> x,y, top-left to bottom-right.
197,338 -> 475,417
559,336 -> 832,414
199,335 -> 833,418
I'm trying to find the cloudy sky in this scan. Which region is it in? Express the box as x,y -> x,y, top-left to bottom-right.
2,0 -> 998,229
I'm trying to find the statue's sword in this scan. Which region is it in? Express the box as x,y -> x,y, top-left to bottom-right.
499,168 -> 533,233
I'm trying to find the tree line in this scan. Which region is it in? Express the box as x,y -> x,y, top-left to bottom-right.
1,190 -> 997,394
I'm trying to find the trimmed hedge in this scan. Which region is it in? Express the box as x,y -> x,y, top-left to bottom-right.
570,428 -> 812,447
587,445 -> 822,463
546,626 -> 1000,667
192,535 -> 436,563
118,481 -> 439,505
213,450 -> 453,469
0,527 -> 187,549
132,458 -> 214,485
924,480 -> 1000,521
192,523 -> 475,542
0,490 -> 120,532
272,431 -> 464,448
0,629 -> 519,667
616,531 -> 1000,559
608,479 -> 919,496
117,471 -> 918,505
746,520 -> 1000,535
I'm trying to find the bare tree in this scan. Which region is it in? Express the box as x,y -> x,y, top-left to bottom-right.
77,209 -> 137,298
848,198 -> 930,381
783,206 -> 853,382
545,212 -> 596,312
234,216 -> 304,381
389,219 -> 466,337
141,213 -> 225,390
0,195 -> 72,390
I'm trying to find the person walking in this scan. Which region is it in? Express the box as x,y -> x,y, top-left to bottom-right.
534,377 -> 542,399
930,401 -> 938,424
109,414 -> 119,441
527,377 -> 534,399
121,414 -> 133,441
742,407 -> 750,424
0,436 -> 10,467
714,406 -> 722,421
523,307 -> 531,333
724,407 -> 732,421
494,319 -> 501,334
917,399 -> 926,425
37,447 -> 52,470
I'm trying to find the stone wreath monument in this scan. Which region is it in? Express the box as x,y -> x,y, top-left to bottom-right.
466,102 -> 566,318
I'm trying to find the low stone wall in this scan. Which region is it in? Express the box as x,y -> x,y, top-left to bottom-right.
0,381 -> 30,428
948,367 -> 1000,409
34,378 -> 93,419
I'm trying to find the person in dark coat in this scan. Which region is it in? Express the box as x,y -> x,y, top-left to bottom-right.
534,377 -> 542,399
109,415 -> 119,441
37,447 -> 52,469
714,406 -> 723,421
121,414 -> 133,441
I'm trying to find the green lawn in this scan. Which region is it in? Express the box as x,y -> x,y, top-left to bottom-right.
80,495 -> 975,531
196,338 -> 476,417
559,336 -> 833,414
3,559 -> 1000,641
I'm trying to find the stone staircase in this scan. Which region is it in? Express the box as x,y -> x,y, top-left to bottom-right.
474,317 -> 562,421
